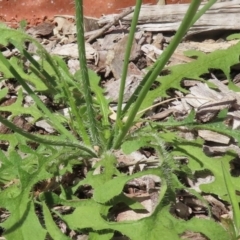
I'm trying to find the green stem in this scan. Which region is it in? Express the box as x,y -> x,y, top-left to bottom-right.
191,0 -> 217,26
221,161 -> 240,237
122,0 -> 218,117
113,0 -> 202,149
75,0 -> 99,146
22,49 -> 58,93
0,114 -> 97,157
58,67 -> 91,145
110,0 -> 142,150
116,0 -> 142,120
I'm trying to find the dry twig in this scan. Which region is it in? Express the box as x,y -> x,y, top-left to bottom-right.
86,7 -> 134,43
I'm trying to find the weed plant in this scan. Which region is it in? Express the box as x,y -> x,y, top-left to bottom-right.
0,0 -> 239,239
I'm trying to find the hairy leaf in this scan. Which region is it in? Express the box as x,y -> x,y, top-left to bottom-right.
42,201 -> 71,240
0,88 -> 42,120
138,41 -> 240,111
0,148 -> 68,239
172,138 -> 239,201
93,169 -> 162,203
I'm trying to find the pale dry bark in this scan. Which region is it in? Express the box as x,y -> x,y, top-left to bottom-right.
98,0 -> 240,36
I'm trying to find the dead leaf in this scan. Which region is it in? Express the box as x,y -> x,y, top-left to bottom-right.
109,34 -> 141,79
104,75 -> 142,102
27,22 -> 54,37
35,120 -> 55,133
51,43 -> 99,64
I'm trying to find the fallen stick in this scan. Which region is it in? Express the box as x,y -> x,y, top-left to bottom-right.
86,7 -> 134,43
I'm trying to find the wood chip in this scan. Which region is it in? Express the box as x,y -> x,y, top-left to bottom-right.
198,130 -> 230,144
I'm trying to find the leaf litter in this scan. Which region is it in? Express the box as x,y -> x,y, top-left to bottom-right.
0,1 -> 240,239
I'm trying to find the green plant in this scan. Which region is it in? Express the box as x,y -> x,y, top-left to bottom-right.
0,0 -> 239,239
221,160 -> 240,240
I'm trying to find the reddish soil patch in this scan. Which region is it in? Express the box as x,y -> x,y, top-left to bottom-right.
0,0 -> 190,27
